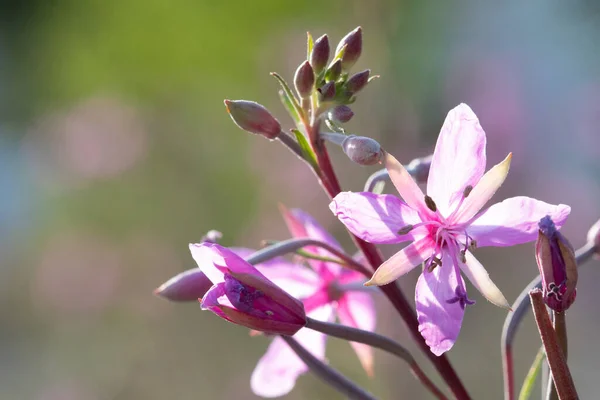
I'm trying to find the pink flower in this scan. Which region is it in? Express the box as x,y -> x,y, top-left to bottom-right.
330,104 -> 570,355
189,242 -> 307,336
243,209 -> 376,398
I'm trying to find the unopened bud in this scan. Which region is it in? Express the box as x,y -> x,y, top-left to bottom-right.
224,100 -> 281,139
535,216 -> 578,312
310,34 -> 330,75
328,105 -> 354,123
342,135 -> 382,166
325,59 -> 342,82
587,218 -> 600,253
318,81 -> 336,102
154,269 -> 213,302
294,61 -> 315,99
335,27 -> 362,70
406,155 -> 432,184
346,69 -> 370,94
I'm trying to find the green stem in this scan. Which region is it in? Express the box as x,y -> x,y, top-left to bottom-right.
518,346 -> 545,400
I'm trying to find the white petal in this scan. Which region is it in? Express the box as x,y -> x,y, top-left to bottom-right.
461,252 -> 509,309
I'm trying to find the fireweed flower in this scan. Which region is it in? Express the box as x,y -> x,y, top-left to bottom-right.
330,104 -> 570,355
536,216 -> 578,312
241,209 -> 376,398
189,242 -> 307,336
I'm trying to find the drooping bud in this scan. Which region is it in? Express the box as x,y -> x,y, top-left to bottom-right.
154,269 -> 213,302
224,100 -> 281,139
294,61 -> 315,99
310,34 -> 330,75
328,105 -> 354,123
406,155 -> 432,184
586,218 -> 600,254
335,27 -> 362,71
345,69 -> 370,94
535,216 -> 578,312
342,135 -> 382,166
325,59 -> 342,82
318,81 -> 336,102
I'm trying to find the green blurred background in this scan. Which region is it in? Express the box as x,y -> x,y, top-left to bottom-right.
1,1 -> 599,399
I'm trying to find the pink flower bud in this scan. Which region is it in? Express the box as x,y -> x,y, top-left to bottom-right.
342,136 -> 382,166
318,81 -> 336,102
587,218 -> 600,253
310,34 -> 330,75
325,59 -> 342,82
535,216 -> 578,312
345,69 -> 370,95
328,105 -> 354,123
191,243 -> 307,335
294,61 -> 315,99
335,27 -> 362,71
224,100 -> 281,139
154,269 -> 213,302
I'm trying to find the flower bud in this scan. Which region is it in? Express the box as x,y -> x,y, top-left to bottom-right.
224,100 -> 281,139
318,81 -> 336,102
345,69 -> 370,94
310,34 -> 330,75
586,218 -> 600,253
325,59 -> 342,82
342,136 -> 382,166
335,26 -> 362,71
154,269 -> 213,302
294,61 -> 315,99
535,216 -> 578,312
328,105 -> 354,123
406,155 -> 433,184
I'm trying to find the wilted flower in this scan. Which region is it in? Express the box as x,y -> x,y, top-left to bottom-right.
536,216 -> 577,312
330,104 -> 570,355
190,243 -> 307,335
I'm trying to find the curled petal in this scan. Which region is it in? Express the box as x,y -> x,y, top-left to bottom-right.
338,291 -> 376,376
416,258 -> 465,356
467,197 -> 571,247
384,152 -> 432,217
461,252 -> 509,309
427,104 -> 487,215
450,153 -> 512,224
365,238 -> 435,286
329,192 -> 422,244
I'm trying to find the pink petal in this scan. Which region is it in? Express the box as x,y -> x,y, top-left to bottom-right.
427,104 -> 487,215
461,252 -> 509,308
250,305 -> 333,398
467,197 -> 571,247
330,192 -> 423,244
189,243 -> 227,284
384,152 -> 432,217
365,238 -> 435,286
450,153 -> 512,224
338,291 -> 376,376
416,259 -> 466,356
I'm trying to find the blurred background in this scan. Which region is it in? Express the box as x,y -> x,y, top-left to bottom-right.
1,0 -> 599,399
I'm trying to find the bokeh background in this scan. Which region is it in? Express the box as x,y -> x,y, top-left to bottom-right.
1,1 -> 599,399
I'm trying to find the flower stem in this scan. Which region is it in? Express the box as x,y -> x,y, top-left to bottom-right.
518,346 -> 545,400
280,335 -> 377,400
529,290 -> 578,400
305,317 -> 448,400
546,312 -> 568,400
276,131 -> 304,159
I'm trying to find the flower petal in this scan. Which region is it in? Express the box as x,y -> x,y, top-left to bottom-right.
337,291 -> 376,376
189,243 -> 227,284
427,104 -> 488,215
461,252 -> 509,308
416,258 -> 466,356
467,197 -> 571,247
250,305 -> 333,398
384,152 -> 432,217
330,191 -> 422,244
365,238 -> 435,286
450,153 -> 512,224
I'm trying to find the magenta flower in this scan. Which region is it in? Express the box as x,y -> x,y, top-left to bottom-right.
244,208 -> 376,398
189,242 -> 307,336
330,104 -> 570,355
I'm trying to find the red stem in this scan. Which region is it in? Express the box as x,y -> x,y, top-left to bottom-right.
308,122 -> 470,399
503,344 -> 514,400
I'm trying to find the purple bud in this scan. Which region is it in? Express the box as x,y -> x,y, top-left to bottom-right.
342,136 -> 382,166
224,100 -> 281,139
328,105 -> 354,123
345,69 -> 370,94
294,61 -> 315,99
154,269 -> 213,302
325,59 -> 342,82
406,155 -> 433,184
318,81 -> 336,102
335,27 -> 362,70
587,218 -> 600,254
535,216 -> 578,312
310,34 -> 330,75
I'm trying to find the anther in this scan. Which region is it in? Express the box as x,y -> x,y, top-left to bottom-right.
459,250 -> 467,264
463,185 -> 473,198
397,225 -> 414,235
424,195 -> 437,212
468,239 -> 478,251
